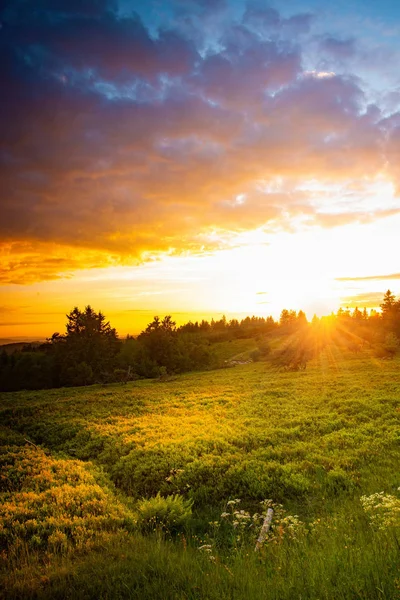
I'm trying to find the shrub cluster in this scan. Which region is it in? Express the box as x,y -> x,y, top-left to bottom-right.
0,445 -> 135,558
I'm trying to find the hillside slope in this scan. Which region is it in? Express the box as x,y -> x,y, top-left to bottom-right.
1,347 -> 399,599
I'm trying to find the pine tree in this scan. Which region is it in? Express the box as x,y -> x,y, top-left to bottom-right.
380,290 -> 396,319
51,306 -> 119,384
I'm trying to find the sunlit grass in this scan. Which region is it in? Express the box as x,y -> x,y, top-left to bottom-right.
1,345 -> 400,598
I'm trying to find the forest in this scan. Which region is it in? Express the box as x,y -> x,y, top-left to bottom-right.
1,290 -> 399,392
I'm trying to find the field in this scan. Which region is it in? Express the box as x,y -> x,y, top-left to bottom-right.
1,345 -> 399,599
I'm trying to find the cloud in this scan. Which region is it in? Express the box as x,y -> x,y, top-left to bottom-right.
0,305 -> 18,314
383,114 -> 400,194
313,207 -> 400,229
340,292 -> 386,308
0,242 -> 128,284
336,273 -> 400,282
3,1 -> 198,81
0,1 -> 399,283
192,32 -> 301,108
319,36 -> 356,60
243,4 -> 313,37
0,321 -> 50,327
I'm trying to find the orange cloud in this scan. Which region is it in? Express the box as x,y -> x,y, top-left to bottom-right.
340,292 -> 386,308
336,273 -> 400,282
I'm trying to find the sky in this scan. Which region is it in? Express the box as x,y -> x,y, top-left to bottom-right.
1,0 -> 400,340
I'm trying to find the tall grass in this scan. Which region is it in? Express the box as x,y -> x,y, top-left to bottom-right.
3,510 -> 399,600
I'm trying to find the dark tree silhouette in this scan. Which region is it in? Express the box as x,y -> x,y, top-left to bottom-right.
380,290 -> 397,318
51,306 -> 120,385
380,290 -> 400,336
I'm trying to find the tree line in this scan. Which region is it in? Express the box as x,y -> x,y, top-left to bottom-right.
0,290 -> 399,391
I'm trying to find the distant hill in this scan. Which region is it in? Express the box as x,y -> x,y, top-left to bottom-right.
0,341 -> 42,354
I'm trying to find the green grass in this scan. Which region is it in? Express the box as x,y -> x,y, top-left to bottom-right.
209,337 -> 258,362
1,345 -> 400,599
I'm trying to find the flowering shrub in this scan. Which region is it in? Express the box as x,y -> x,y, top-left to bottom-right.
198,543 -> 216,563
360,489 -> 400,530
201,498 -> 306,555
220,498 -> 257,545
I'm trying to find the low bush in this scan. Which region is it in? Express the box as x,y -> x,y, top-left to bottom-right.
136,493 -> 193,533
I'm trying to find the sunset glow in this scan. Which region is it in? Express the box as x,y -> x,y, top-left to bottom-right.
1,0 -> 400,340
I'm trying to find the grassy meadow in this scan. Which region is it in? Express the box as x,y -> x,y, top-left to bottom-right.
1,343 -> 400,599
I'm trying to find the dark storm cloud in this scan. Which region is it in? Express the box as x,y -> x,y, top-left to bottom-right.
2,1 -> 198,81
